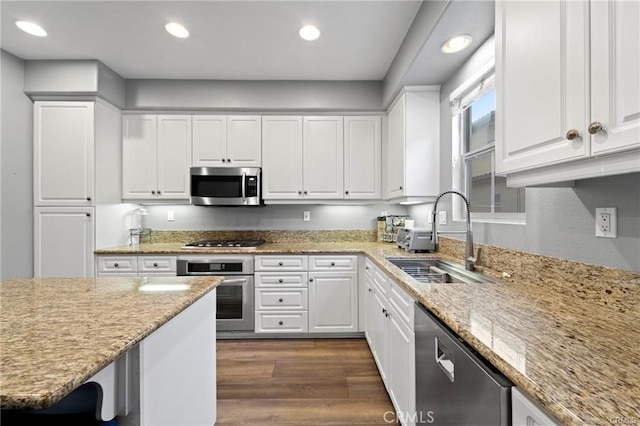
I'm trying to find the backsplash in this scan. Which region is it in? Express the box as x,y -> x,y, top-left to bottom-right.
151,229 -> 378,244
438,237 -> 640,314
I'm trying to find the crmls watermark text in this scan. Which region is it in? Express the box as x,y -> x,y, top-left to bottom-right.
384,411 -> 435,424
610,417 -> 638,425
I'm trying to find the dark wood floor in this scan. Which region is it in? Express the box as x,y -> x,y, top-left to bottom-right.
216,338 -> 398,425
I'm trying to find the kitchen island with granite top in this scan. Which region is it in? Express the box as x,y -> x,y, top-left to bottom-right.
0,275 -> 222,425
95,237 -> 640,426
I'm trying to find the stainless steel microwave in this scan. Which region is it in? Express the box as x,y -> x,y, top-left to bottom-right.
190,167 -> 262,206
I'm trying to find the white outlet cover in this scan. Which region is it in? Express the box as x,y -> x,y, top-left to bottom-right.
303,211 -> 311,222
595,207 -> 617,238
439,211 -> 447,225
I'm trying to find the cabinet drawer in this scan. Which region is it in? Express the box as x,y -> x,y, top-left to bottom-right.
255,311 -> 309,333
309,255 -> 358,271
138,256 -> 177,273
255,255 -> 308,271
372,265 -> 389,297
255,288 -> 308,310
255,272 -> 308,288
389,280 -> 415,329
97,256 -> 137,273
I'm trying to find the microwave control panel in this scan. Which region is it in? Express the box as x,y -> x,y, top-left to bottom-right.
246,176 -> 259,197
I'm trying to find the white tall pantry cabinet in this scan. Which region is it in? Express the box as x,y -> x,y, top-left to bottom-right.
33,101 -> 123,277
496,0 -> 640,185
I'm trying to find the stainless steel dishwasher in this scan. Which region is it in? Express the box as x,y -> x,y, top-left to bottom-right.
415,302 -> 512,425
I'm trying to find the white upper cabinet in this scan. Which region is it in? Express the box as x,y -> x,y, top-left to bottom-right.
34,101 -> 95,206
263,115 -> 381,202
123,114 -> 191,200
192,115 -> 261,167
385,88 -> 440,202
496,0 -> 640,185
344,116 -> 381,200
303,116 -> 344,199
590,1 -> 640,155
262,116 -> 304,199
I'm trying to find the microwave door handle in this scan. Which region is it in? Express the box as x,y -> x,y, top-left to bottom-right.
241,173 -> 246,200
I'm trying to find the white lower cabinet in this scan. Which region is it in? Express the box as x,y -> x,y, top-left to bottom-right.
254,255 -> 358,334
96,255 -> 177,277
363,258 -> 416,426
512,387 -> 560,426
35,207 -> 95,278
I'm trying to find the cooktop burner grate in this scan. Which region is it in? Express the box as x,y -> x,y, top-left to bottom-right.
182,239 -> 266,249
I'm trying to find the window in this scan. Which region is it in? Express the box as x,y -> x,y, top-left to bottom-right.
451,62 -> 525,223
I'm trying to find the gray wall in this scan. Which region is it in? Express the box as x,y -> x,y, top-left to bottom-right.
408,37 -> 640,272
1,50 -> 34,279
125,80 -> 383,112
143,204 -> 406,231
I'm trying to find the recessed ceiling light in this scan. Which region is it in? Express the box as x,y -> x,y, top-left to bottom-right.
299,25 -> 320,41
15,21 -> 47,37
165,22 -> 189,39
441,34 -> 472,54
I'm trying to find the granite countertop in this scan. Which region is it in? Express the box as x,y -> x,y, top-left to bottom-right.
0,276 -> 222,410
95,241 -> 640,425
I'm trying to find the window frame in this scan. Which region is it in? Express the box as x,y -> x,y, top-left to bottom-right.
450,59 -> 525,225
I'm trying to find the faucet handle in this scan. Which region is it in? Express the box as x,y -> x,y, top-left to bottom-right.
468,247 -> 482,268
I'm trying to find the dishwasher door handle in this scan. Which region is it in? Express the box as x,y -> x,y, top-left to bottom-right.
435,337 -> 455,382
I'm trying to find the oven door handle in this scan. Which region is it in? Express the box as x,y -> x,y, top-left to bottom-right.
220,278 -> 247,284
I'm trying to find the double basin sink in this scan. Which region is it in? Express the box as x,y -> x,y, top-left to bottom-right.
386,257 -> 497,284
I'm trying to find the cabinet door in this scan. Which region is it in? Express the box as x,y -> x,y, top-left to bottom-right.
387,304 -> 416,426
303,117 -> 344,199
123,115 -> 158,199
590,0 -> 640,155
387,97 -> 405,198
344,116 -> 381,199
370,289 -> 388,382
157,115 -> 191,200
308,271 -> 358,333
34,207 -> 94,277
262,116 -> 304,199
364,278 -> 375,348
227,116 -> 262,167
34,101 -> 94,206
192,115 -> 227,167
496,0 -> 589,173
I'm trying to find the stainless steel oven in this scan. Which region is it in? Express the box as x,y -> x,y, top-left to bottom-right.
177,256 -> 254,331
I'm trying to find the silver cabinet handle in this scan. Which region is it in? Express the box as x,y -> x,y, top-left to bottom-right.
114,263 -> 119,267
278,262 -> 283,266
309,278 -> 314,282
151,190 -> 156,194
153,263 -> 158,267
588,121 -> 603,135
278,321 -> 283,326
278,298 -> 284,303
86,197 -> 91,201
435,337 -> 455,382
222,158 -> 226,163
566,129 -> 579,140
330,262 -> 335,266
278,279 -> 283,283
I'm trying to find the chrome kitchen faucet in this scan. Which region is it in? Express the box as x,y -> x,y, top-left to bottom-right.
431,190 -> 481,271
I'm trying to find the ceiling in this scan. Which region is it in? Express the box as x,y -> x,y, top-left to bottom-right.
0,0 -> 494,84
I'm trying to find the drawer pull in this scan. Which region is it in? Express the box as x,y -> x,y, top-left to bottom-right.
278,279 -> 283,283
309,278 -> 314,282
278,298 -> 284,303
278,262 -> 283,266
368,288 -> 373,293
278,321 -> 284,326
153,263 -> 158,267
114,263 -> 119,267
330,262 -> 335,266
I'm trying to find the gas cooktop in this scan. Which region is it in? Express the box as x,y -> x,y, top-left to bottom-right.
181,239 -> 266,249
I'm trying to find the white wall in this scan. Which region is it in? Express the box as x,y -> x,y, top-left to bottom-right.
1,50 -> 34,279
407,37 -> 640,272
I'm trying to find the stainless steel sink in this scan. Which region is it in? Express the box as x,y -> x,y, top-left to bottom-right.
386,257 -> 497,284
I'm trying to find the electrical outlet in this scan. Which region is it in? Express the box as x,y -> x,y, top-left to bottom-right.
439,211 -> 447,225
303,211 -> 311,222
167,211 -> 174,222
595,207 -> 617,238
